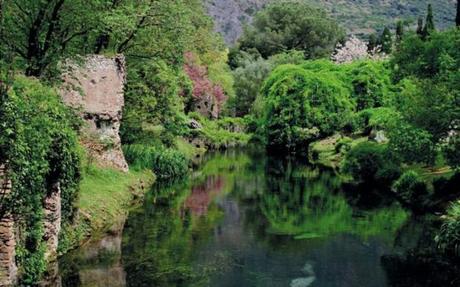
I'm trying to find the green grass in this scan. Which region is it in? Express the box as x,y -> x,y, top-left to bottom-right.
175,137 -> 206,159
58,166 -> 154,254
310,134 -> 368,168
188,112 -> 252,149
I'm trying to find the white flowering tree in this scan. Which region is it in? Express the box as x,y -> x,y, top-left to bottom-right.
332,36 -> 385,64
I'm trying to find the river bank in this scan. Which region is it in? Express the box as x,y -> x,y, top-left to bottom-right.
57,148 -> 460,286
57,166 -> 155,256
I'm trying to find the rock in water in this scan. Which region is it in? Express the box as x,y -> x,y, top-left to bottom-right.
290,277 -> 316,287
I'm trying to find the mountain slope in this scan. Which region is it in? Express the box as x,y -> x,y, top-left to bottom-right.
205,0 -> 457,44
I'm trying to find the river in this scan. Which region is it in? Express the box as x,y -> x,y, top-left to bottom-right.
57,149 -> 459,287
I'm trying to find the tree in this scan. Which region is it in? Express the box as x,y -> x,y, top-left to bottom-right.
332,36 -> 385,64
260,64 -> 354,153
422,4 -> 435,37
444,134 -> 460,169
368,34 -> 378,52
396,21 -> 404,44
230,51 -> 304,116
0,0 -> 104,76
388,123 -> 436,165
379,27 -> 393,54
238,1 -> 344,59
457,0 -> 460,27
342,142 -> 400,183
416,17 -> 424,36
392,29 -> 460,143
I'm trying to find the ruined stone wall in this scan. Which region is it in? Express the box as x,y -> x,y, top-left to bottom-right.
61,55 -> 128,172
0,164 -> 17,286
43,182 -> 61,262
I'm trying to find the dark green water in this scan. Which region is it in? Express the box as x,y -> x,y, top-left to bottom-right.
58,149 -> 460,287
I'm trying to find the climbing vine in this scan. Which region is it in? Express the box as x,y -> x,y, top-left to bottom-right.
0,76 -> 81,283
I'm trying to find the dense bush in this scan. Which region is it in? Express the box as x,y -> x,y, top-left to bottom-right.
393,171 -> 430,206
123,144 -> 188,180
344,61 -> 394,110
437,202 -> 460,252
388,123 -> 436,165
392,29 -> 460,143
121,60 -> 189,146
230,51 -> 305,116
187,112 -> 251,149
358,107 -> 402,134
0,76 -> 81,283
342,142 -> 400,183
261,64 -> 354,153
444,134 -> 460,169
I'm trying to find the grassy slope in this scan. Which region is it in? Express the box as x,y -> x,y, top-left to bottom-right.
59,167 -> 155,254
310,134 -> 368,169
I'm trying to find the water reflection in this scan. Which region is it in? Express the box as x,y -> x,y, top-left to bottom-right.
59,149 -> 459,286
59,232 -> 126,287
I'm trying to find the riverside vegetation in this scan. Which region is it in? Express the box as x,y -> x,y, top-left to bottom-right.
0,0 -> 460,285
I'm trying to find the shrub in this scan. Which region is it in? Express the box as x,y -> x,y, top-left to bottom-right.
388,123 -> 436,165
123,144 -> 188,180
342,142 -> 400,183
437,202 -> 460,252
0,76 -> 81,282
230,51 -> 304,116
444,134 -> 460,169
358,107 -> 402,132
393,171 -> 430,205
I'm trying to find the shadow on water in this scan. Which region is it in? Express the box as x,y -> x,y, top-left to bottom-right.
58,148 -> 460,287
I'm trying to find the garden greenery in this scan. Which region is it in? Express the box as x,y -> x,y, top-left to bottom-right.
0,76 -> 81,283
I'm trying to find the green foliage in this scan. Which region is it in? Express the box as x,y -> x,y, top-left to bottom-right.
260,64 -> 354,153
58,165 -> 154,255
358,107 -> 402,132
0,76 -> 81,281
187,112 -> 251,149
230,50 -> 305,116
123,144 -> 188,180
393,29 -> 460,81
238,1 -> 344,59
0,0 -> 104,76
437,201 -> 460,252
444,134 -> 460,169
388,123 -> 436,165
342,142 -> 400,183
345,61 -> 394,110
392,29 -> 459,143
457,0 -> 460,27
423,4 -> 436,37
335,137 -> 353,154
379,27 -> 393,54
393,170 -> 430,205
121,60 -> 187,146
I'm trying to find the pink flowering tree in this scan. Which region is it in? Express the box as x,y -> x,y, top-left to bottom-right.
183,52 -> 227,118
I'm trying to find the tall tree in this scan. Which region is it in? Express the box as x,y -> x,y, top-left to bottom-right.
456,0 -> 460,27
416,17 -> 424,36
238,2 -> 344,59
396,21 -> 404,43
0,0 -> 106,77
368,34 -> 378,52
380,27 -> 393,54
422,4 -> 435,37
